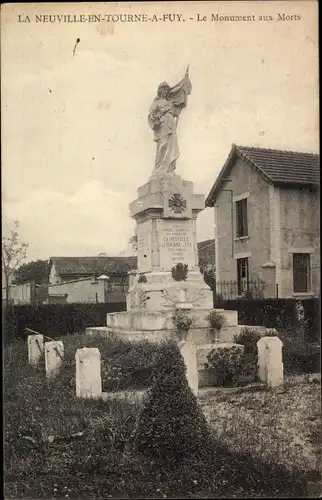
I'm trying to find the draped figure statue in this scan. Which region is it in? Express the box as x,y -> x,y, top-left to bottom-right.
148,67 -> 192,174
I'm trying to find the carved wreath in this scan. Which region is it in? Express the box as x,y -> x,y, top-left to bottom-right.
161,287 -> 205,308
171,263 -> 188,281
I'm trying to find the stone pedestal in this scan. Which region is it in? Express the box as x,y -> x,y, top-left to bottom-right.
85,171 -> 242,349
257,336 -> 284,387
179,341 -> 198,396
45,341 -> 64,379
127,173 -> 213,312
119,172 -> 214,334
28,334 -> 44,365
75,347 -> 102,399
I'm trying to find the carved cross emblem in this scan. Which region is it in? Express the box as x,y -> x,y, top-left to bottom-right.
169,193 -> 187,214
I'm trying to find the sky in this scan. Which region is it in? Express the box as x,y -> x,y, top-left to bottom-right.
1,1 -> 319,262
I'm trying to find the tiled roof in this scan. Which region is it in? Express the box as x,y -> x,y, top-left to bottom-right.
236,146 -> 320,186
50,256 -> 138,276
197,239 -> 215,251
206,144 -> 320,206
198,239 -> 216,268
50,245 -> 215,276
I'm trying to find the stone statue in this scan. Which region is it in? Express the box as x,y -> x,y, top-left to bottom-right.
148,66 -> 192,175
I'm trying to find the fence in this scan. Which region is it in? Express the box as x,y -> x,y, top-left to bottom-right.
213,279 -> 267,301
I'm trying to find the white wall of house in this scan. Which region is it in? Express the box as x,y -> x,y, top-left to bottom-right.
2,282 -> 33,304
49,263 -> 62,285
215,157 -> 271,284
214,158 -> 320,298
279,187 -> 320,298
48,278 -> 105,303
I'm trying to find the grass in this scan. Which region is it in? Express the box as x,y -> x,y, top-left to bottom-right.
4,337 -> 321,498
200,375 -> 321,474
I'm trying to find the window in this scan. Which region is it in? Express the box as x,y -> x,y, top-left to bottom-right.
236,198 -> 248,237
293,253 -> 311,293
237,258 -> 249,295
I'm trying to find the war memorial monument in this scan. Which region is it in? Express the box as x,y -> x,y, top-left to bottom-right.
86,68 -> 259,387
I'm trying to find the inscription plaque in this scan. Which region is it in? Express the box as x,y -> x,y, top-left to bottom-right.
157,219 -> 195,271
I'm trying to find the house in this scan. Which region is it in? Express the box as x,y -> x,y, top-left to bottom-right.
49,256 -> 138,284
4,282 -> 36,305
48,256 -> 137,304
205,144 -> 320,299
47,276 -> 127,304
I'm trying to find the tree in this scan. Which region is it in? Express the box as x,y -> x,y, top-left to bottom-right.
129,234 -> 138,253
202,267 -> 216,291
14,259 -> 50,285
129,226 -> 138,254
2,220 -> 28,306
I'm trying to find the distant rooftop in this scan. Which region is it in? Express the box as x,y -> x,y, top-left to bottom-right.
50,242 -> 213,275
50,256 -> 137,276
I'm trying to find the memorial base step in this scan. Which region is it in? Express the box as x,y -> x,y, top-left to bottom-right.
85,324 -> 255,345
105,308 -> 238,331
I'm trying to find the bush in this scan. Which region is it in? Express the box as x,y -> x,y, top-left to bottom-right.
203,268 -> 216,291
234,327 -> 277,356
279,334 -> 320,375
234,327 -> 320,375
214,298 -> 320,340
132,340 -> 212,465
54,334 -> 159,392
101,339 -> 159,391
205,346 -> 255,387
3,302 -> 127,343
234,327 -> 263,356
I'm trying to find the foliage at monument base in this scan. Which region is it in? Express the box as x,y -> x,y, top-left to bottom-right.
234,327 -> 321,375
4,338 -> 317,499
205,345 -> 258,387
131,340 -> 212,465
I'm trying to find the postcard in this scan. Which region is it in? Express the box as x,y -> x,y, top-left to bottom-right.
2,2 -> 320,499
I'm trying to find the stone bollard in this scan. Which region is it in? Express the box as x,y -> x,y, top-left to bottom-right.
28,334 -> 44,365
257,336 -> 284,387
179,341 -> 198,396
45,341 -> 64,379
75,347 -> 102,399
